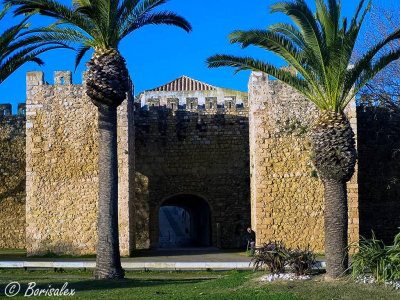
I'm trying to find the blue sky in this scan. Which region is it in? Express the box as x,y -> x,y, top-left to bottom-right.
0,0 -> 392,112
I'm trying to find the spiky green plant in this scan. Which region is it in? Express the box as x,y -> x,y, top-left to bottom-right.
351,231 -> 400,284
288,246 -> 317,276
207,0 -> 400,279
251,241 -> 291,273
0,4 -> 66,84
6,0 -> 191,280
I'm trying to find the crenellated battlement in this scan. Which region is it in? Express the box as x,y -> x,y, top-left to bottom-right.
26,71 -> 133,104
0,103 -> 26,116
248,69 -> 305,99
26,71 -> 87,87
139,97 -> 248,116
359,93 -> 399,107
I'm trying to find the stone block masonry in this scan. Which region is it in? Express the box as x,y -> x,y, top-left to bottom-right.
134,107 -> 251,249
0,105 -> 26,248
248,71 -> 359,253
25,71 -> 134,256
3,69 -> 400,256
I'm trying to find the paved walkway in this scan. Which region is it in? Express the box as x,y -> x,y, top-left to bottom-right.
0,248 -> 325,270
0,248 -> 251,262
0,248 -> 254,270
126,248 -> 252,262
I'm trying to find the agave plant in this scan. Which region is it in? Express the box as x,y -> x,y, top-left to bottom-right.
6,0 -> 191,279
0,4 -> 66,84
207,0 -> 400,279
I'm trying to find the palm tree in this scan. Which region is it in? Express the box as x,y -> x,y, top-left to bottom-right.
207,0 -> 400,279
0,4 -> 66,84
6,0 -> 191,279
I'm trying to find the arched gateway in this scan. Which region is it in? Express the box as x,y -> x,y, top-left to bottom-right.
158,194 -> 211,248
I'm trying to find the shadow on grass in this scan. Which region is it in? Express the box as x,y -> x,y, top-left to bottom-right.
0,277 -> 213,295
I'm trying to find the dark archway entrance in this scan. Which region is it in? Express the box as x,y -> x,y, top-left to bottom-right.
158,194 -> 211,248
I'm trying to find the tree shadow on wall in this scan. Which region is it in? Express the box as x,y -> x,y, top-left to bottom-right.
357,99 -> 400,244
0,179 -> 25,203
0,134 -> 26,204
27,241 -> 96,260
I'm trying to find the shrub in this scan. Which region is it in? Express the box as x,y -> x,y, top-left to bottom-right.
350,231 -> 400,284
288,247 -> 317,276
251,242 -> 318,275
251,241 -> 290,273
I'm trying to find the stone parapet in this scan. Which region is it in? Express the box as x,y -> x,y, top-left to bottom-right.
140,100 -> 248,116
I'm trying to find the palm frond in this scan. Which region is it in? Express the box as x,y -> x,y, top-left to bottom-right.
315,0 -> 336,49
0,17 -> 30,59
24,26 -> 94,46
74,45 -> 91,70
228,29 -> 326,104
6,0 -> 96,36
120,11 -> 191,39
0,4 -> 11,20
7,0 -> 191,65
118,0 -> 167,38
207,54 -> 326,109
344,49 -> 400,108
343,27 -> 400,100
270,0 -> 332,103
267,23 -> 306,48
0,44 -> 66,83
206,0 -> 400,113
0,5 -> 71,83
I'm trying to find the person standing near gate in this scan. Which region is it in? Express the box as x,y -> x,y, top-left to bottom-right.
246,227 -> 256,256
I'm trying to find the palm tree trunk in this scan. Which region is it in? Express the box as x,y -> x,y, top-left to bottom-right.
323,178 -> 348,279
94,104 -> 124,280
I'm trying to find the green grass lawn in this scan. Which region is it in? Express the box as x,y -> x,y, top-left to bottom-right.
0,270 -> 399,299
0,248 -> 26,258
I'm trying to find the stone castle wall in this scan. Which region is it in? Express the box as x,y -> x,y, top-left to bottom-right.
24,71 -> 134,256
0,104 -> 26,248
248,72 -> 359,253
134,107 -> 250,249
3,70 -> 400,255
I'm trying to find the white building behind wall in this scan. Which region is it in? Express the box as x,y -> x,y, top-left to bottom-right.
136,75 -> 248,110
